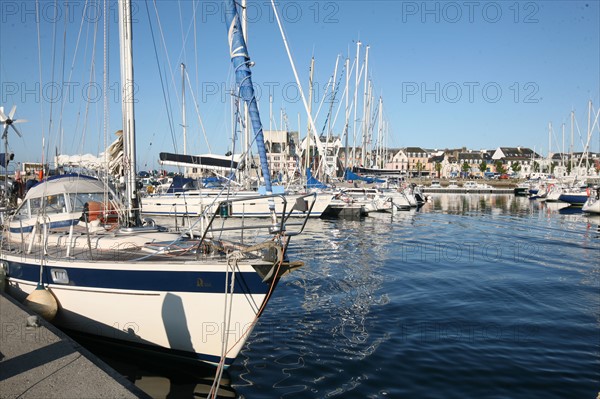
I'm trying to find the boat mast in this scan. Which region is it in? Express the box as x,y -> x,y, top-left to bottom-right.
181,63 -> 188,178
242,0 -> 251,188
377,96 -> 383,168
343,57 -> 350,173
352,41 -> 361,168
361,45 -> 370,167
547,122 -> 552,174
181,63 -> 187,157
118,0 -> 139,226
305,57 -> 314,180
561,123 -> 565,169
225,0 -> 275,226
570,110 -> 574,174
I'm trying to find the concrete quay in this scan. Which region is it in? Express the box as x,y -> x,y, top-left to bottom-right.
0,293 -> 148,399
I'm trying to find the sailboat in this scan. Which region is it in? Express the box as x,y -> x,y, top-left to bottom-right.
0,0 -> 313,368
582,187 -> 600,214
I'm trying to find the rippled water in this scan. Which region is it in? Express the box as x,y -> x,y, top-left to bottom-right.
83,195 -> 600,398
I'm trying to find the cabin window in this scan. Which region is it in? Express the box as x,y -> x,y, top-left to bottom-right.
29,198 -> 42,214
44,194 -> 67,213
15,201 -> 31,218
68,193 -> 109,213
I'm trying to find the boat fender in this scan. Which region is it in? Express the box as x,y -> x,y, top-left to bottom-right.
586,187 -> 590,197
23,284 -> 58,322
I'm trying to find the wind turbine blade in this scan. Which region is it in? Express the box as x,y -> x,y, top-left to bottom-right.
10,124 -> 23,138
8,105 -> 16,119
0,107 -> 6,122
13,119 -> 28,124
2,126 -> 8,140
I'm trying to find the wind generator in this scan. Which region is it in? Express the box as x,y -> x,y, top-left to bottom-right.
0,106 -> 27,206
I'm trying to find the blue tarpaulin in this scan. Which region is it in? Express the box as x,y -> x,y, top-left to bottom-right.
344,168 -> 385,184
306,168 -> 327,189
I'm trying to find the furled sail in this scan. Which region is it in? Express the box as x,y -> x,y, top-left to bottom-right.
224,0 -> 272,194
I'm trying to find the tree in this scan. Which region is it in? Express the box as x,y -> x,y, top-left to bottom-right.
495,160 -> 506,175
533,161 -> 539,173
461,161 -> 470,176
416,161 -> 423,177
435,162 -> 442,178
510,162 -> 521,174
479,161 -> 487,175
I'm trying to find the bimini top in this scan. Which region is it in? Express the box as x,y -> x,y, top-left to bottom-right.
24,174 -> 107,200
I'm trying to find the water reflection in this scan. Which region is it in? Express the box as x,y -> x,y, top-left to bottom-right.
64,194 -> 600,398
232,217 -> 394,397
68,332 -> 236,398
429,193 -> 535,215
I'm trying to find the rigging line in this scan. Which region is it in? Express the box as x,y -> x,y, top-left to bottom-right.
144,0 -> 179,154
80,10 -> 100,156
73,3 -> 96,153
184,70 -> 212,153
55,0 -> 69,157
193,0 -> 199,98
330,62 -> 352,134
151,0 -> 183,117
323,59 -> 345,136
58,0 -> 89,156
46,0 -> 60,167
103,0 -> 110,174
35,0 -> 45,159
177,0 -> 187,64
162,70 -> 182,176
313,76 -> 333,134
323,56 -> 341,136
269,0 -> 327,164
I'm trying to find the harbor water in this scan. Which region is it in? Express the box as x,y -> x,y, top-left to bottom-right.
77,194 -> 600,398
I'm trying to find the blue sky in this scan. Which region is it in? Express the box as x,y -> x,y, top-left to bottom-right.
1,0 -> 599,171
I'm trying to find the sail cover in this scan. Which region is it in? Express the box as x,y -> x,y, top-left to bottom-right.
224,0 -> 272,194
159,152 -> 241,171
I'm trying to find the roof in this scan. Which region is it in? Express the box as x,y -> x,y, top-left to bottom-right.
404,147 -> 428,154
499,147 -> 538,158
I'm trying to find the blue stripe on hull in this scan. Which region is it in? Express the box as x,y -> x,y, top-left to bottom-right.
558,194 -> 588,205
6,261 -> 270,294
9,218 -> 79,233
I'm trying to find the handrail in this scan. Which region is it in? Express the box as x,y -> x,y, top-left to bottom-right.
197,192 -> 317,246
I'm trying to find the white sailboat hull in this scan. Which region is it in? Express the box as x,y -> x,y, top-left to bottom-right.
3,252 -> 276,366
141,191 -> 332,218
582,197 -> 600,214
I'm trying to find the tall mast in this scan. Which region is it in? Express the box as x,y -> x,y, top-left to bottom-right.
352,41 -> 361,168
225,0 -> 273,197
377,96 -> 383,168
324,55 -> 340,179
547,122 -> 552,173
343,57 -> 350,173
305,57 -> 315,177
570,110 -> 574,173
118,0 -> 139,225
181,63 -> 187,155
561,123 -> 565,168
361,45 -> 370,167
586,100 -> 592,171
181,63 -> 187,177
241,0 -> 251,188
